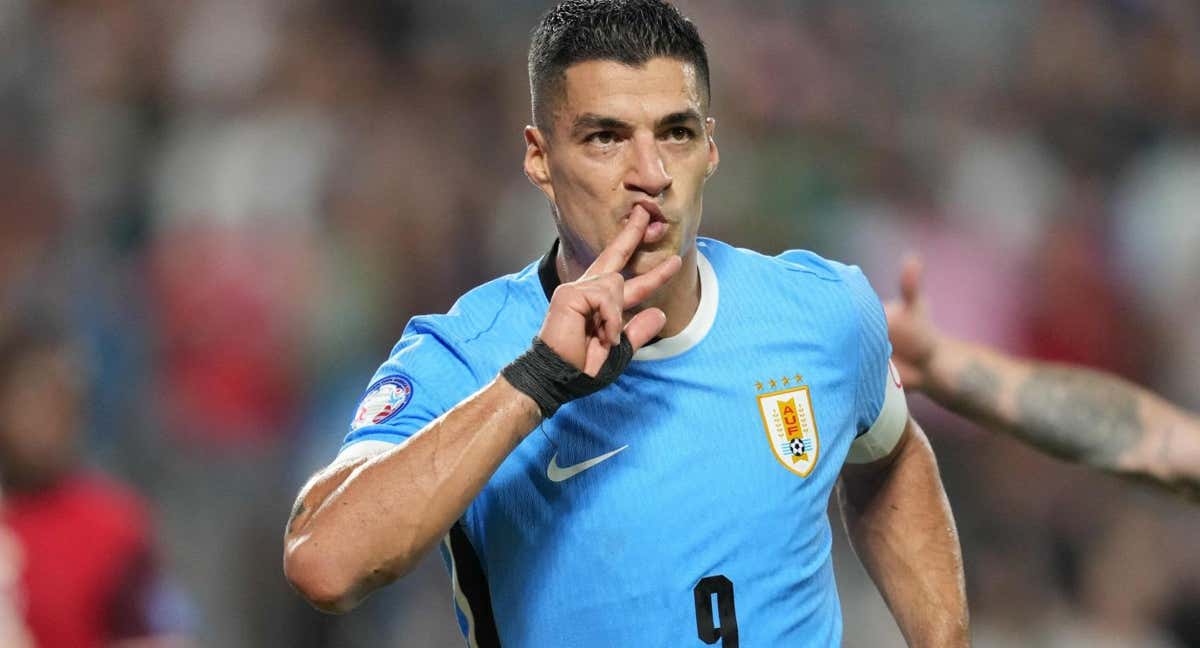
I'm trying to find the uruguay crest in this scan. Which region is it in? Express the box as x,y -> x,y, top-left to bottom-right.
757,385 -> 820,477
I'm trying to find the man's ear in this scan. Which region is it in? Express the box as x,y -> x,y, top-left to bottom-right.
524,126 -> 555,202
704,117 -> 720,178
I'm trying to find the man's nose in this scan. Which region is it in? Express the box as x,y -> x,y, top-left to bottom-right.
624,133 -> 673,197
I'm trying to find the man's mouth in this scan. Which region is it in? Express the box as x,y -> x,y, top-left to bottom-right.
627,200 -> 670,245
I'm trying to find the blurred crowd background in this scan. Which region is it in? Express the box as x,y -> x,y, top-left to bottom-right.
0,0 -> 1198,646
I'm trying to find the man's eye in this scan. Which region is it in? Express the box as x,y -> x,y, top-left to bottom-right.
666,127 -> 694,142
587,131 -> 617,145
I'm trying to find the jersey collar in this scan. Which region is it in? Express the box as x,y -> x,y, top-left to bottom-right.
536,240 -> 719,361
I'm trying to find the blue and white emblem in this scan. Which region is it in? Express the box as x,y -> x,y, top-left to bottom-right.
351,376 -> 414,431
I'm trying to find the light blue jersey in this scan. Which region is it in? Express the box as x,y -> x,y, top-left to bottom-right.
339,238 -> 902,647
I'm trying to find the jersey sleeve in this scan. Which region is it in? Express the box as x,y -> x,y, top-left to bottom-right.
841,266 -> 910,463
337,318 -> 482,461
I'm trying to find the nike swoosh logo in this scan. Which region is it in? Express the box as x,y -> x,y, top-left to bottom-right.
546,445 -> 629,483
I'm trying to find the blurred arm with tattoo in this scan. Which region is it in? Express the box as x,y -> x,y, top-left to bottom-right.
885,257 -> 1200,502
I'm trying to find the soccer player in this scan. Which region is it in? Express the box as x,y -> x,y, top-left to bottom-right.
885,257 -> 1200,502
284,2 -> 969,646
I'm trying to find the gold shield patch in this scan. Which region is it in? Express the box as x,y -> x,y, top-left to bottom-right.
757,386 -> 820,477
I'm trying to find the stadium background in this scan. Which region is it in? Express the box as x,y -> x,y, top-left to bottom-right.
1,0 -> 1198,646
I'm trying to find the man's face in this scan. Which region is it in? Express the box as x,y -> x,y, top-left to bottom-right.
0,347 -> 80,490
526,57 -> 718,275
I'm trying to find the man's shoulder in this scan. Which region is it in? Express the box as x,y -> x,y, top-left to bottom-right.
700,237 -> 858,284
402,260 -> 545,350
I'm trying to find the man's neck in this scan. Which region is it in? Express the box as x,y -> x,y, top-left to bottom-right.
1,469 -> 69,496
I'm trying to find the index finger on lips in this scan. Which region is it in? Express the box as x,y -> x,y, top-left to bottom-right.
586,208 -> 650,275
623,254 -> 682,307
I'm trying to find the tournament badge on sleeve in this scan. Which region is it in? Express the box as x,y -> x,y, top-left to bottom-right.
756,377 -> 820,477
351,376 -> 414,432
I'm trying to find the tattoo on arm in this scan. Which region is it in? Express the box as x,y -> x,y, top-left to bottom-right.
950,353 -> 1199,499
287,498 -> 308,535
1013,367 -> 1143,469
949,360 -> 1002,422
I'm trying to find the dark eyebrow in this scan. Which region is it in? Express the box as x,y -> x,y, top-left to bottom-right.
571,114 -> 632,137
570,110 -> 704,138
656,110 -> 703,129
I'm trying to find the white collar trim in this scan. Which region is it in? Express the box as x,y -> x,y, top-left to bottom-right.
633,246 -> 718,361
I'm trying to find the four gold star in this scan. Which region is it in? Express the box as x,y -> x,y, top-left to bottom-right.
755,374 -> 807,390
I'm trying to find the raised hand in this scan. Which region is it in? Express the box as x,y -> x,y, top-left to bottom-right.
539,208 -> 682,376
884,255 -> 941,391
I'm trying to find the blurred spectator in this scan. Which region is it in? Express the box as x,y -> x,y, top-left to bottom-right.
1114,139 -> 1200,410
0,318 -> 192,648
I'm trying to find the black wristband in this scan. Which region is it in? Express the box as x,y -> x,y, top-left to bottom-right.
501,336 -> 634,418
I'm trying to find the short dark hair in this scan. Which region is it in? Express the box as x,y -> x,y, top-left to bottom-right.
528,0 -> 711,131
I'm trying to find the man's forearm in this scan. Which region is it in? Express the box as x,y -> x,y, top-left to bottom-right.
923,337 -> 1200,499
839,420 -> 968,647
283,376 -> 542,612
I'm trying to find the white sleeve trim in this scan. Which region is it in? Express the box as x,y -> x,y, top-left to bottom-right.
846,361 -> 909,464
332,439 -> 397,465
